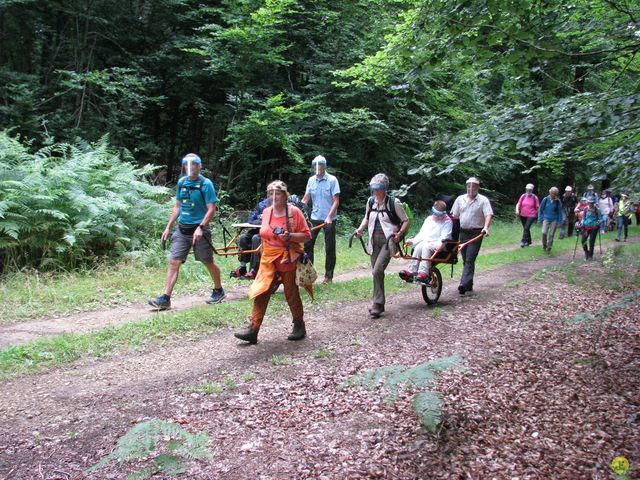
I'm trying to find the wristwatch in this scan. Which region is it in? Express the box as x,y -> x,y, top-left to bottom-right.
199,224 -> 207,229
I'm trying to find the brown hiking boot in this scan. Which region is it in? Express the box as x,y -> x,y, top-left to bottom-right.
368,303 -> 384,318
234,324 -> 258,344
287,321 -> 306,341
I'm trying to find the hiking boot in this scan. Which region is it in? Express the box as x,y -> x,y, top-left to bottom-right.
287,321 -> 306,341
415,272 -> 429,284
322,277 -> 333,284
149,294 -> 171,311
230,266 -> 247,278
398,270 -> 415,282
234,324 -> 258,344
368,303 -> 384,318
206,288 -> 226,304
244,270 -> 256,280
458,285 -> 466,295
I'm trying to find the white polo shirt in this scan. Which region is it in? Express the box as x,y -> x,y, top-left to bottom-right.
451,193 -> 493,229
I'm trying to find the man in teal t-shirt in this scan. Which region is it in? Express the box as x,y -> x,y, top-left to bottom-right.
149,153 -> 225,310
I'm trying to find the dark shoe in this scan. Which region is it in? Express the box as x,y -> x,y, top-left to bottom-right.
458,285 -> 466,295
368,303 -> 384,318
287,321 -> 306,341
230,266 -> 247,278
244,270 -> 256,280
149,294 -> 171,311
520,241 -> 526,248
234,325 -> 258,344
399,270 -> 415,282
615,238 -> 620,242
206,288 -> 226,304
415,272 -> 429,284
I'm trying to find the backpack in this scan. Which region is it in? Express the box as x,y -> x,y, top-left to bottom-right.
367,194 -> 403,226
177,175 -> 206,204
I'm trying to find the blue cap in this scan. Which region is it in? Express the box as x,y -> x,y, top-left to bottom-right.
182,153 -> 202,164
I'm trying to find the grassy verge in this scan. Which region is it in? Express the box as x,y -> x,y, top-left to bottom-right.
2,234 -> 638,379
1,222 -> 637,323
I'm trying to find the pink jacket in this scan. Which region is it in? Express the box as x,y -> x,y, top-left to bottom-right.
517,193 -> 540,218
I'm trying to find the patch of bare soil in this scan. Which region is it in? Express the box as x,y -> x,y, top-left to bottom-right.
0,241 -> 638,479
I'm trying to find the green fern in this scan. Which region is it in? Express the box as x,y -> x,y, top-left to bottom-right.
87,419 -> 212,478
412,391 -> 443,433
0,131 -> 169,271
343,355 -> 461,432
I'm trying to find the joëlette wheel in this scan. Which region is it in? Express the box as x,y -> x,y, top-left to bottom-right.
421,267 -> 442,305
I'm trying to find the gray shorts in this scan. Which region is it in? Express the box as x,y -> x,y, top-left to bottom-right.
170,225 -> 214,264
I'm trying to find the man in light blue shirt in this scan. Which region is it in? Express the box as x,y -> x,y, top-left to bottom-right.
302,155 -> 340,283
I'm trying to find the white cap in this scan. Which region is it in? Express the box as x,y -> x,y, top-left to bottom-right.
525,183 -> 534,190
311,155 -> 327,166
369,173 -> 389,190
466,177 -> 480,185
565,186 -> 572,192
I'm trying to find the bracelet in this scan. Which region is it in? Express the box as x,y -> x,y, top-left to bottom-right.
199,224 -> 207,229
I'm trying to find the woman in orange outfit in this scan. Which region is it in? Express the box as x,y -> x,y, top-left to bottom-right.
234,180 -> 311,344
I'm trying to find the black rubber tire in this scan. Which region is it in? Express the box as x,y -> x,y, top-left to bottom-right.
421,268 -> 443,305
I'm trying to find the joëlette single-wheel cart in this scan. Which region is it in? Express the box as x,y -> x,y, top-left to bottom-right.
349,232 -> 484,305
214,220 -> 326,292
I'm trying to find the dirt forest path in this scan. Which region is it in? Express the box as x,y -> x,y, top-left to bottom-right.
0,236 -> 638,479
0,236 -> 625,348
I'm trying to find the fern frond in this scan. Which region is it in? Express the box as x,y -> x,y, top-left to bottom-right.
412,391 -> 443,433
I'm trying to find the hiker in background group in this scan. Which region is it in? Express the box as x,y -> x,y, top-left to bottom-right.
558,186 -> 577,239
149,153 -> 225,311
451,177 -> 493,295
635,200 -> 640,226
579,199 -> 602,260
581,184 -> 598,204
515,183 -> 539,247
615,193 -> 633,242
302,155 -> 340,284
231,196 -> 270,280
537,187 -> 563,252
354,173 -> 409,318
399,200 -> 452,283
597,190 -> 615,234
574,197 -> 589,224
234,181 -> 311,344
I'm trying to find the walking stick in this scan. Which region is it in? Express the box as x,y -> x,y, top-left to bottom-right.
598,227 -> 602,255
572,228 -> 580,259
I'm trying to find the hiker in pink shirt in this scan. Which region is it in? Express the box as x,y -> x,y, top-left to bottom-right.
515,183 -> 540,248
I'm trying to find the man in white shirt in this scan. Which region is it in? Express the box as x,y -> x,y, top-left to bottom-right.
451,177 -> 493,295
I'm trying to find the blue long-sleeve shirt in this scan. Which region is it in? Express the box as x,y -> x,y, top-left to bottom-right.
538,196 -> 563,223
247,197 -> 270,224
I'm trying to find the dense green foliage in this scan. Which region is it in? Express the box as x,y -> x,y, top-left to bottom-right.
0,0 -> 638,270
0,132 -> 167,270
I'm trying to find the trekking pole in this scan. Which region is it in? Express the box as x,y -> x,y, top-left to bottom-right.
598,227 -> 602,255
572,229 -> 579,259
